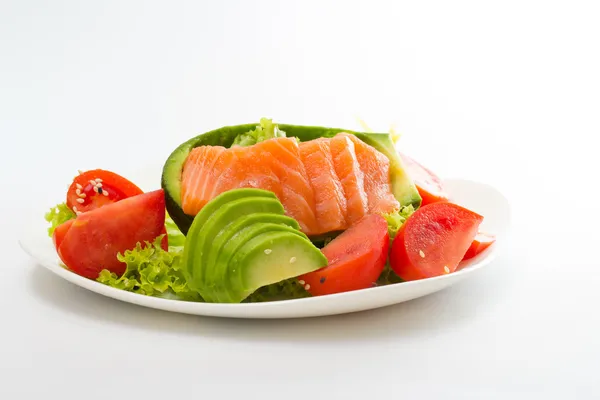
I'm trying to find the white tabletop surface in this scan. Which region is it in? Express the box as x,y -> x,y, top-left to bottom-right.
2,1 -> 599,398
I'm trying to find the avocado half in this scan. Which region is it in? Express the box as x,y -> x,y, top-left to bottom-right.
162,123 -> 422,235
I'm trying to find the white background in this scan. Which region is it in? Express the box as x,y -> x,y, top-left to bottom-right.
1,0 -> 599,398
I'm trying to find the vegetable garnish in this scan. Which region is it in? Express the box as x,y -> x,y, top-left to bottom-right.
232,118 -> 287,147
97,236 -> 201,301
381,205 -> 415,241
390,202 -> 483,281
299,214 -> 390,296
66,169 -> 143,215
462,232 -> 496,261
45,203 -> 76,237
56,190 -> 167,279
399,152 -> 449,206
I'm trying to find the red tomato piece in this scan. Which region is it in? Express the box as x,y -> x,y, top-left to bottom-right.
57,190 -> 166,279
390,202 -> 483,281
399,152 -> 449,206
52,219 -> 74,250
299,214 -> 389,296
462,232 -> 496,261
66,169 -> 144,214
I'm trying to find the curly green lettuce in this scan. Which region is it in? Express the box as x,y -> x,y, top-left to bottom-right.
232,118 -> 287,147
165,212 -> 185,252
45,203 -> 76,237
97,236 -> 202,301
244,278 -> 311,303
381,205 -> 415,240
376,205 -> 415,286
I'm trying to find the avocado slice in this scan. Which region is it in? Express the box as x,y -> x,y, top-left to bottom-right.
205,213 -> 300,280
227,231 -> 328,303
182,188 -> 277,287
162,122 -> 422,236
203,222 -> 309,303
186,196 -> 286,293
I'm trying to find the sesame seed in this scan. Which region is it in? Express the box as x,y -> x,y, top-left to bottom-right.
72,206 -> 78,212
96,182 -> 103,188
89,180 -> 96,185
76,198 -> 85,204
102,190 -> 109,196
78,193 -> 86,198
76,183 -> 83,189
95,178 -> 103,183
289,257 -> 297,264
304,284 -> 311,290
76,188 -> 82,195
444,266 -> 450,274
264,249 -> 272,254
298,280 -> 305,285
419,250 -> 425,258
93,186 -> 99,193
76,211 -> 82,216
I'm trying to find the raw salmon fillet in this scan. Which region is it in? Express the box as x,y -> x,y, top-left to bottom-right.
181,134 -> 399,236
337,133 -> 399,214
182,138 -> 319,234
299,138 -> 347,234
330,134 -> 369,226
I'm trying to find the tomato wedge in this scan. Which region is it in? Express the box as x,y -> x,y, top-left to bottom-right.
66,169 -> 144,215
390,202 -> 483,281
462,232 -> 496,261
52,219 -> 74,250
299,214 -> 389,296
399,152 -> 449,206
57,189 -> 166,279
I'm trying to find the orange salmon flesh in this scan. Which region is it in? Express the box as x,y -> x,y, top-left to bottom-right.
181,133 -> 399,236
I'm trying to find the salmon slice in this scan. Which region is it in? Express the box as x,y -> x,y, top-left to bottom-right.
258,138 -> 319,234
340,133 -> 400,214
181,146 -> 226,215
205,144 -> 281,206
299,138 -> 347,234
330,134 -> 369,225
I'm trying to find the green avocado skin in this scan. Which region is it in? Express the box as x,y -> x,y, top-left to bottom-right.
162,123 -> 422,236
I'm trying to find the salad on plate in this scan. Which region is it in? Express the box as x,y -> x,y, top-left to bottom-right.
44,118 -> 495,304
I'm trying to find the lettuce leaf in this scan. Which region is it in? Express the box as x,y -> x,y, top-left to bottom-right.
376,205 -> 415,286
244,278 -> 311,303
97,236 -> 202,301
165,212 -> 185,252
232,118 -> 286,147
381,205 -> 415,240
377,263 -> 404,286
45,203 -> 76,237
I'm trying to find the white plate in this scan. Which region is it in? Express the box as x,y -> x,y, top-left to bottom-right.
19,177 -> 510,319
